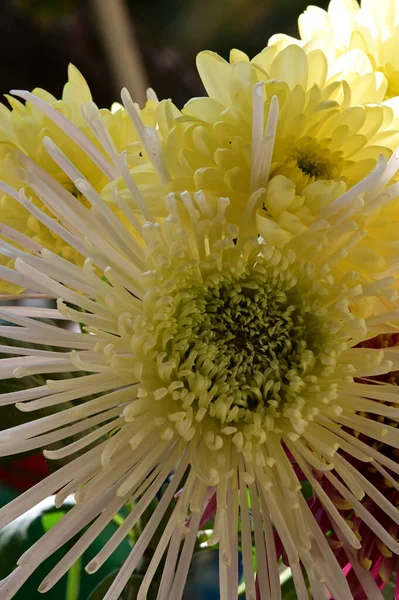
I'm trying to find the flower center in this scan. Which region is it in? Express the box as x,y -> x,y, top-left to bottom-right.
296,151 -> 332,180
192,269 -> 319,412
272,136 -> 343,192
129,241 -> 353,465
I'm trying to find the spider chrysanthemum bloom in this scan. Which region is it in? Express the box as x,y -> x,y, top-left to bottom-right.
272,0 -> 399,101
0,65 -> 157,291
1,92 -> 399,600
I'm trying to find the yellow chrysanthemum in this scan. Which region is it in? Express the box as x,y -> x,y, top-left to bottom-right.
271,0 -> 399,101
13,68 -> 399,314
109,44 -> 399,238
0,64 -> 157,291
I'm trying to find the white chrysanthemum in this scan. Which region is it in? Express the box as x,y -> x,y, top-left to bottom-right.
1,90 -> 399,600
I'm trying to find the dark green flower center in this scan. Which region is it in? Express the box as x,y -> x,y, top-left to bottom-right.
179,264 -> 324,412
296,152 -> 332,180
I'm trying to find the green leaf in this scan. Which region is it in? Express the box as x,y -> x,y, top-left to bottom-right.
383,574 -> 396,600
300,480 -> 313,500
0,497 -> 72,578
0,511 -> 30,578
0,489 -> 131,599
88,572 -> 159,600
280,568 -> 311,599
87,570 -> 119,600
41,511 -> 65,531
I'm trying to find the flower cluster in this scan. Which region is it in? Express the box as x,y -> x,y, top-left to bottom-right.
1,2 -> 399,600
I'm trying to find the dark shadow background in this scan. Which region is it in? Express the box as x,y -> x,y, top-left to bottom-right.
1,0 -> 329,108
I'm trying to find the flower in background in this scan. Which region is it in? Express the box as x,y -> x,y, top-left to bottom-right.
121,43 -> 399,239
1,86 -> 399,600
0,64 -> 157,291
108,43 -> 399,299
271,0 -> 399,101
308,333 -> 399,599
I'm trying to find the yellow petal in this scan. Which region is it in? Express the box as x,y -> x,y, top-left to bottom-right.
270,45 -> 309,89
303,179 -> 346,212
328,0 -> 359,46
303,39 -> 338,64
157,99 -> 182,138
63,64 -> 92,112
346,245 -> 388,272
349,72 -> 387,105
251,45 -> 279,76
361,0 -> 397,30
196,51 -> 232,106
268,34 -> 303,50
278,211 -> 307,235
228,62 -> 259,108
329,49 -> 373,78
264,175 -> 296,217
299,6 -> 332,42
230,49 -> 249,63
256,210 -> 292,247
307,49 -> 328,88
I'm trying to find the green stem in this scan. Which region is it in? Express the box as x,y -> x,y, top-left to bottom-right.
66,558 -> 82,600
112,513 -> 125,528
112,513 -> 136,542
